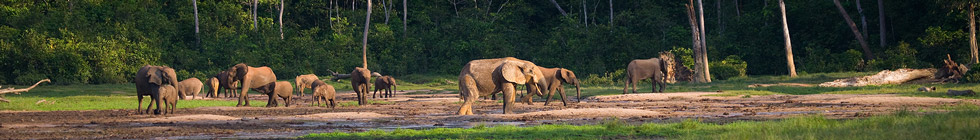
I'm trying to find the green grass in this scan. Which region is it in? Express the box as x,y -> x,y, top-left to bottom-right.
0,84 -> 266,111
302,107 -> 980,139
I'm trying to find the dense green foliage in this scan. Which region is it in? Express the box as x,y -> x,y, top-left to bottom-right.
302,107 -> 980,139
1,0 -> 977,84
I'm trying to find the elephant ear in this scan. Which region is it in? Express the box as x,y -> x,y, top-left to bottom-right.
234,64 -> 249,80
147,67 -> 163,85
500,61 -> 528,85
558,69 -> 575,84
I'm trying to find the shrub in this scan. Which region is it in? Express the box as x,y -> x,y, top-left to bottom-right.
14,73 -> 47,85
710,55 -> 747,80
964,64 -> 980,83
581,69 -> 625,86
870,41 -> 926,70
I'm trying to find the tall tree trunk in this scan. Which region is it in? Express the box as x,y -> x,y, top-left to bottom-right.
362,0 -> 373,69
329,0 -> 333,27
403,0 -> 407,38
971,4 -> 979,64
686,0 -> 708,83
583,0 -> 587,28
253,0 -> 258,30
717,0 -> 722,35
856,0 -> 868,38
279,0 -> 285,39
878,0 -> 885,48
697,0 -> 710,82
832,0 -> 874,60
193,0 -> 200,47
608,0 -> 612,25
779,0 -> 796,77
549,0 -> 568,16
735,0 -> 740,17
383,0 -> 389,24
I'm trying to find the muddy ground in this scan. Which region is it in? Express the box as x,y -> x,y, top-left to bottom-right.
1,90 -> 977,139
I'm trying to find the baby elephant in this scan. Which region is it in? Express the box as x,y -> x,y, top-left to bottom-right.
254,81 -> 294,107
311,80 -> 337,108
178,78 -> 204,100
373,76 -> 397,98
158,85 -> 179,114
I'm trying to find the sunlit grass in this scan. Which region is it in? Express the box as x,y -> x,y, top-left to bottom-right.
0,84 -> 266,111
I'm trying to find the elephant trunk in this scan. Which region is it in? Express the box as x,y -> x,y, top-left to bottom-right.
575,82 -> 581,102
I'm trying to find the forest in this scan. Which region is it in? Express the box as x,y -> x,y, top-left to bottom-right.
0,0 -> 977,85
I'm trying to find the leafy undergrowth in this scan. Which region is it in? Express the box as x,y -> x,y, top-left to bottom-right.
302,107 -> 980,139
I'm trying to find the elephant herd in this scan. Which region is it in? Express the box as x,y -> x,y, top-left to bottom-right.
134,64 -> 397,115
134,57 -> 668,116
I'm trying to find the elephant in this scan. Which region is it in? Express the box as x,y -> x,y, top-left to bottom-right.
253,81 -> 294,107
294,74 -> 319,97
623,58 -> 669,94
350,67 -> 371,105
373,76 -> 397,98
457,57 -> 547,115
520,67 -> 581,106
225,63 -> 277,107
177,78 -> 204,100
216,71 -> 239,98
134,65 -> 179,115
311,80 -> 337,108
158,84 -> 179,114
205,77 -> 219,98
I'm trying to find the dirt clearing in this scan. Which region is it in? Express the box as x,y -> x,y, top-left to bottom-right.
1,90 -> 977,139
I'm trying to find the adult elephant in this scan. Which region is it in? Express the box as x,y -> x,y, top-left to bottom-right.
521,67 -> 581,106
254,81 -> 294,107
134,65 -> 179,115
216,71 -> 238,98
294,74 -> 319,97
373,76 -> 397,98
457,57 -> 546,115
623,58 -> 669,94
350,67 -> 371,105
225,63 -> 277,107
177,78 -> 203,99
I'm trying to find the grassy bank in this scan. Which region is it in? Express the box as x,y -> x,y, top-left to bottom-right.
302,107 -> 980,139
0,84 -> 270,111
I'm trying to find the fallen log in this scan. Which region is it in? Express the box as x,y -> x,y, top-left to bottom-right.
326,69 -> 383,81
819,69 -> 935,87
0,79 -> 51,103
947,90 -> 976,96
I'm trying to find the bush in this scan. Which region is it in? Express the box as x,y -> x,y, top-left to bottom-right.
14,73 -> 47,85
800,46 -> 864,73
870,41 -> 926,70
963,64 -> 980,83
581,69 -> 625,86
710,55 -> 747,80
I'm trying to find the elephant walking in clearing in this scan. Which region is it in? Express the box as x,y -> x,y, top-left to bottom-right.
216,71 -> 239,98
521,67 -> 581,106
373,76 -> 397,98
178,78 -> 204,100
623,58 -> 669,94
457,57 -> 546,115
225,63 -> 277,107
311,80 -> 337,108
254,81 -> 294,107
351,67 -> 372,105
205,77 -> 219,98
134,65 -> 179,115
294,74 -> 319,97
158,85 -> 179,114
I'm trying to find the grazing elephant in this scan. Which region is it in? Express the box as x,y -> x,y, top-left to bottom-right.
254,81 -> 294,107
225,63 -> 277,107
294,74 -> 319,97
457,57 -> 547,115
373,76 -> 397,98
205,77 -> 219,98
134,65 -> 179,115
178,78 -> 204,100
521,67 -> 581,106
350,67 -> 371,105
311,80 -> 337,108
623,58 -> 669,94
216,71 -> 239,98
158,85 -> 179,114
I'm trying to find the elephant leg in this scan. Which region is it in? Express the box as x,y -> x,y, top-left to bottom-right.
373,88 -> 378,99
558,86 -> 568,106
651,80 -> 657,93
145,99 -> 154,115
329,99 -> 337,108
632,79 -> 638,93
659,81 -> 666,93
623,78 -> 632,94
266,93 -> 275,107
137,95 -> 144,114
153,94 -> 164,115
457,75 -> 478,115
502,83 -> 516,114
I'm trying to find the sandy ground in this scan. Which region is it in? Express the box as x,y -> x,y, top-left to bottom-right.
1,90 -> 977,139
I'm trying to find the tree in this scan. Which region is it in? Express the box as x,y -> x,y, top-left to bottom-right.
878,0 -> 886,48
383,0 -> 389,24
549,0 -> 568,16
697,0 -> 710,82
403,0 -> 407,38
608,0 -> 612,25
362,0 -> 373,68
833,0 -> 874,60
253,0 -> 258,30
856,0 -> 868,38
192,0 -> 200,47
779,0 -> 797,77
686,0 -> 710,83
279,0 -> 285,39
